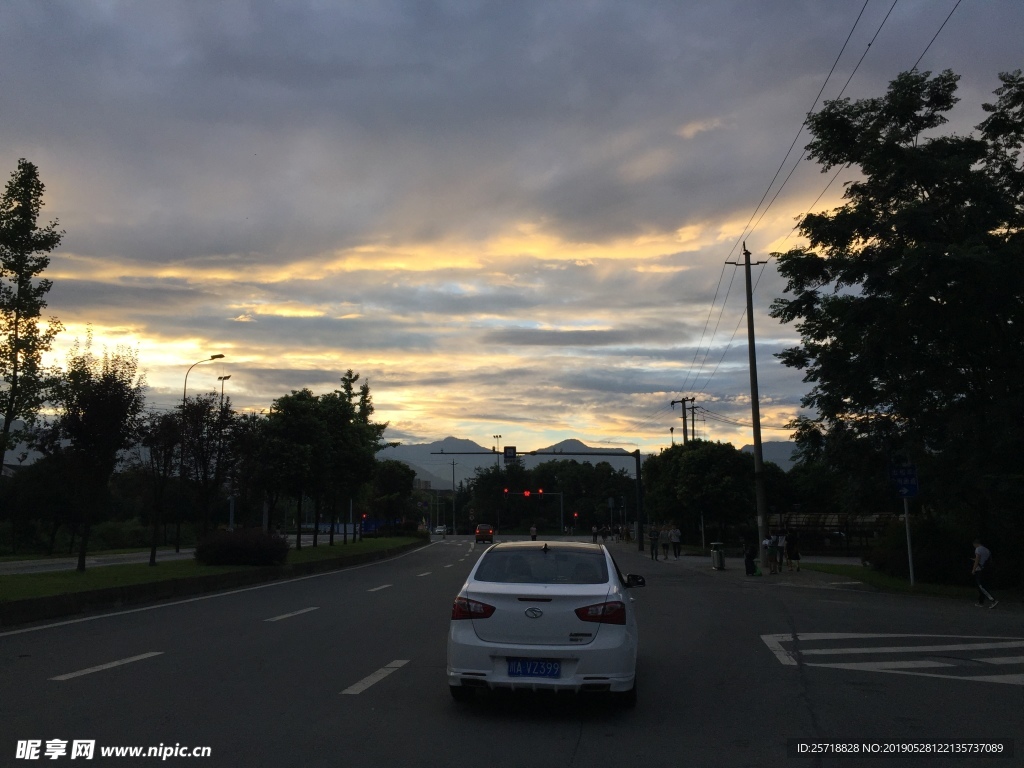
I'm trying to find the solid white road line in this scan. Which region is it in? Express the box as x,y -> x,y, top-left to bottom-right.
367,584 -> 392,592
800,640 -> 1024,657
264,607 -> 319,622
341,660 -> 409,695
51,652 -> 164,681
0,545 -> 433,639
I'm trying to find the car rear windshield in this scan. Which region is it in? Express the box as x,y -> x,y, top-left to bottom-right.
474,549 -> 608,584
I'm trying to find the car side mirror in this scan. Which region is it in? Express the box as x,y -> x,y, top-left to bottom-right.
625,574 -> 646,588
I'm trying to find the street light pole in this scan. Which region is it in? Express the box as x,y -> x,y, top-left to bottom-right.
493,434 -> 501,467
176,354 -> 225,552
217,374 -> 231,404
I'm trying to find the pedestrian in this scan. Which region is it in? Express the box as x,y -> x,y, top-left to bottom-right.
778,530 -> 789,570
648,525 -> 659,560
972,538 -> 998,609
659,526 -> 670,560
592,525 -> 598,544
787,532 -> 800,572
670,525 -> 682,559
744,541 -> 757,576
767,531 -> 779,574
530,524 -> 537,541
600,526 -> 608,544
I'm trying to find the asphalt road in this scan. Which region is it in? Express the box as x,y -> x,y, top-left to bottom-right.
1,537 -> 1020,768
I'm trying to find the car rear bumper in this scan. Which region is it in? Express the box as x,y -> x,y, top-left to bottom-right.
447,622 -> 637,692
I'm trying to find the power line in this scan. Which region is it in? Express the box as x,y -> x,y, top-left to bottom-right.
912,0 -> 962,71
679,1 -> 872,398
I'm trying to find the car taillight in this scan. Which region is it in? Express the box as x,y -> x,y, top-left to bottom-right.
575,601 -> 626,625
452,596 -> 496,620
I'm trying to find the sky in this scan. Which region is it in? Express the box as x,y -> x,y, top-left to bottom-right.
1,0 -> 1020,458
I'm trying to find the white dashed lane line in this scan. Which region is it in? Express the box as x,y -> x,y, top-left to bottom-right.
417,572 -> 432,577
264,607 -> 319,622
444,564 -> 453,568
51,652 -> 164,681
341,660 -> 409,695
367,584 -> 392,592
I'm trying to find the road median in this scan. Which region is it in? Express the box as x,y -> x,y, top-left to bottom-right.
0,538 -> 427,628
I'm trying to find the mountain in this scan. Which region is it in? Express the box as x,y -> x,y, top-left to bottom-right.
378,437 -> 637,489
739,441 -> 797,471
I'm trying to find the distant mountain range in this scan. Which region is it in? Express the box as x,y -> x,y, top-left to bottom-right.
380,437 -> 797,489
378,437 -> 634,490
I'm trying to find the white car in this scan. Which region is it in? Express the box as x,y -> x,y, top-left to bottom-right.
447,541 -> 644,706
434,526 -> 447,535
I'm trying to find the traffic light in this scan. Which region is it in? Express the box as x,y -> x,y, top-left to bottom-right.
573,512 -> 578,519
503,488 -> 508,499
523,490 -> 531,497
538,488 -> 543,495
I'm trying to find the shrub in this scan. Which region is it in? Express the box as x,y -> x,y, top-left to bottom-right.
195,528 -> 290,566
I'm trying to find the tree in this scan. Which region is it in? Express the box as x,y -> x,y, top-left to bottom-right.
135,410 -> 181,565
0,158 -> 63,458
43,332 -> 147,570
770,69 -> 1024,529
180,393 -> 235,535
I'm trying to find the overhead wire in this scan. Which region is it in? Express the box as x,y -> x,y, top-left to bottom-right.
679,0 -> 873,399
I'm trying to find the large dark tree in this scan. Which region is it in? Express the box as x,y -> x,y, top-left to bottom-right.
770,69 -> 1024,530
0,158 -> 63,457
44,333 -> 147,570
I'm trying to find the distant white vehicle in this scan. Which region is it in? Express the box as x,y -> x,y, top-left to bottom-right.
434,526 -> 448,535
447,541 -> 645,707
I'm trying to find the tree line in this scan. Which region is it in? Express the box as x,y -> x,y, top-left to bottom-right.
0,159 -> 408,570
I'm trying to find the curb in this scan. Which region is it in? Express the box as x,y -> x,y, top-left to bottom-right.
0,540 -> 428,628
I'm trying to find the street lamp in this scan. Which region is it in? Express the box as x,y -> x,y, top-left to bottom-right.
493,434 -> 502,467
176,354 -> 225,552
217,374 -> 232,403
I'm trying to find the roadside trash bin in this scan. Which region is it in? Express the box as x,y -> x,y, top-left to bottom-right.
710,542 -> 726,570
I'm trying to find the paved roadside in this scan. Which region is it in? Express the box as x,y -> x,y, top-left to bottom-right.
608,541 -> 878,592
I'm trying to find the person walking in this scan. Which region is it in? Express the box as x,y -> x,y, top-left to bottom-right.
669,525 -> 682,559
530,524 -> 537,541
592,525 -> 598,544
972,538 -> 998,609
659,525 -> 670,560
648,525 -> 659,561
787,532 -> 800,572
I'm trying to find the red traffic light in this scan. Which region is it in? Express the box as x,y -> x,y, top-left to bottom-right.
523,490 -> 531,497
537,488 -> 543,494
573,512 -> 578,518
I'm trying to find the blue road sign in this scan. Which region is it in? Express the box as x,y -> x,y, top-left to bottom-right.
889,464 -> 919,498
503,446 -> 517,463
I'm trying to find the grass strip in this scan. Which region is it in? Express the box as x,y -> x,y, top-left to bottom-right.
0,537 -> 421,602
798,563 -> 1017,601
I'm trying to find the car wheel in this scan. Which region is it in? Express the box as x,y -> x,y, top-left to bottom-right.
449,685 -> 474,703
613,679 -> 637,709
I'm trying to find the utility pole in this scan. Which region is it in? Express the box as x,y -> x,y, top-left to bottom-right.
450,460 -> 457,536
687,400 -> 698,442
670,397 -> 694,444
728,242 -> 770,567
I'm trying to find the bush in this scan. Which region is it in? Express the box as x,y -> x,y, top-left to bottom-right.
194,528 -> 290,566
90,519 -> 150,550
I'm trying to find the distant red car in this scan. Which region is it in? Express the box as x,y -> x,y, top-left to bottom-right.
475,524 -> 494,543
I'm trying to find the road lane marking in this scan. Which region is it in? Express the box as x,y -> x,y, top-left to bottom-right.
0,545 -> 434,638
264,607 -> 319,622
417,572 -> 432,577
444,564 -> 453,568
341,660 -> 409,695
800,640 -> 1024,656
762,633 -> 1024,686
51,652 -> 164,681
368,584 -> 392,592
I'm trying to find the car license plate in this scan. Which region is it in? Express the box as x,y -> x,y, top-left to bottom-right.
507,658 -> 561,678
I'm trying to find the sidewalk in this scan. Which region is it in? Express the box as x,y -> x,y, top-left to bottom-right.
608,541 -> 876,591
